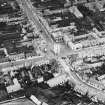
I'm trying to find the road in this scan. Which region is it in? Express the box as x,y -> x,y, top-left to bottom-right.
24,0 -> 56,58
58,58 -> 105,102
18,0 -> 53,44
